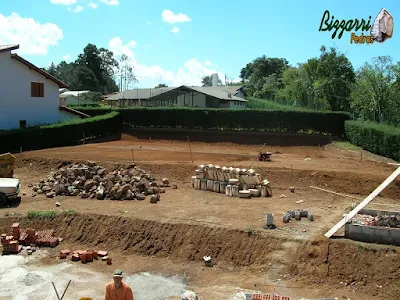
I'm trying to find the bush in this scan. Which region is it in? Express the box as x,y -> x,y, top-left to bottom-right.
345,120 -> 400,161
27,210 -> 57,219
0,111 -> 121,153
77,107 -> 350,136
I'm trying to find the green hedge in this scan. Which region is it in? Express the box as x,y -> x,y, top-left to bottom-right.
345,120 -> 400,161
76,107 -> 350,136
0,112 -> 121,153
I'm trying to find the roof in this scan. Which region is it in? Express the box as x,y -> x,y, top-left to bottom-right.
107,85 -> 246,102
0,44 -> 19,53
106,87 -> 177,101
186,86 -> 246,101
59,90 -> 90,98
10,54 -> 69,88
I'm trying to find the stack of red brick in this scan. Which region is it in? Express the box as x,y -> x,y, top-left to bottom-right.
251,294 -> 291,300
1,223 -> 61,255
60,249 -> 112,265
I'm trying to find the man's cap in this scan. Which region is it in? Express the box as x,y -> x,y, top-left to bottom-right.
113,270 -> 123,277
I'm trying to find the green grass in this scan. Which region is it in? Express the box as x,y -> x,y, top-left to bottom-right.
332,141 -> 361,151
27,210 -> 57,219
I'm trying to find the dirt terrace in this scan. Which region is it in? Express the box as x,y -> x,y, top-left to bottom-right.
2,134 -> 400,299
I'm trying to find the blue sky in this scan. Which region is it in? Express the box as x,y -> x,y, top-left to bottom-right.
0,0 -> 399,88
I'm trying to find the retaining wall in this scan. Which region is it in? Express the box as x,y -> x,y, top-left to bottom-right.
345,215 -> 400,246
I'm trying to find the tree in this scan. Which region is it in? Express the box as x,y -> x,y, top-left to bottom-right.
239,56 -> 289,98
155,83 -> 168,88
315,46 -> 356,111
43,43 -> 120,94
201,75 -> 222,86
118,54 -> 138,91
350,56 -> 400,124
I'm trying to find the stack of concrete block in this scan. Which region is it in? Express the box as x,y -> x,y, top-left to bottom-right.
283,210 -> 314,223
192,164 -> 272,198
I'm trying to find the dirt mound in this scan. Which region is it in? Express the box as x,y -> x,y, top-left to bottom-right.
0,213 -> 283,268
288,238 -> 400,298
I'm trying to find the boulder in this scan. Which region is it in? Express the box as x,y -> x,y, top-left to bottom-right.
96,186 -> 105,200
150,195 -> 158,203
46,191 -> 56,198
136,193 -> 145,200
125,190 -> 135,200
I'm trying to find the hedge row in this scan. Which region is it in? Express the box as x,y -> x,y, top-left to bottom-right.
345,120 -> 400,161
77,107 -> 350,136
0,112 -> 121,153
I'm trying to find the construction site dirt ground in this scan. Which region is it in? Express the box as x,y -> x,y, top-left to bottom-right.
2,133 -> 400,299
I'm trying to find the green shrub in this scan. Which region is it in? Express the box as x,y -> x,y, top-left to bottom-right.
27,210 -> 57,219
345,120 -> 400,161
77,107 -> 350,136
0,111 -> 121,153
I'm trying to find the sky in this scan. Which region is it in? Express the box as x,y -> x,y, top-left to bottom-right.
0,0 -> 399,88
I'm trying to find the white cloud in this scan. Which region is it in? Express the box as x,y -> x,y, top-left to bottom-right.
146,20 -> 151,25
50,0 -> 77,5
0,12 -> 63,56
204,61 -> 212,66
63,54 -> 70,61
162,9 -> 191,24
88,2 -> 98,9
100,0 -> 119,5
171,26 -> 179,33
108,37 -> 224,87
108,37 -> 137,58
67,5 -> 84,12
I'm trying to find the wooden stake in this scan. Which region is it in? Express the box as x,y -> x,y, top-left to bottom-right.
187,136 -> 194,163
310,186 -> 362,200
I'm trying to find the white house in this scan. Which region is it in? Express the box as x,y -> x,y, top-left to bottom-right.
107,76 -> 247,109
0,44 -> 85,130
59,90 -> 92,106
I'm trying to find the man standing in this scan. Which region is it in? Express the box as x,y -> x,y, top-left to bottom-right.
105,270 -> 134,300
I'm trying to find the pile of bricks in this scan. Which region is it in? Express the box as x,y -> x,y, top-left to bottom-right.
248,293 -> 291,300
192,164 -> 273,198
60,249 -> 112,265
1,223 -> 62,255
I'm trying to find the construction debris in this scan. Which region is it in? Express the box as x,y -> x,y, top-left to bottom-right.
59,248 -> 111,264
283,210 -> 314,223
192,164 -> 272,198
1,223 -> 62,254
32,161 -> 173,201
352,213 -> 400,228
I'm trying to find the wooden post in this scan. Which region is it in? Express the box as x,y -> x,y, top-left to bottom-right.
20,147 -> 22,155
131,149 -> 134,162
187,136 -> 194,163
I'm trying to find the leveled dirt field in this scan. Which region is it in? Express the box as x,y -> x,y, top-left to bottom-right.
2,134 -> 400,299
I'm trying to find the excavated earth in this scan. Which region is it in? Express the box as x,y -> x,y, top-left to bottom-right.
1,135 -> 400,299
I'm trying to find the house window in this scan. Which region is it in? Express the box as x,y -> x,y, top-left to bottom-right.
31,82 -> 44,98
19,120 -> 27,129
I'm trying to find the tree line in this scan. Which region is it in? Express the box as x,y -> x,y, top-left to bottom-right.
240,46 -> 400,126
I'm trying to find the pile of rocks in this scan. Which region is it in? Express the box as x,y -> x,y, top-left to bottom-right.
191,164 -> 272,198
31,161 -> 175,202
352,213 -> 400,228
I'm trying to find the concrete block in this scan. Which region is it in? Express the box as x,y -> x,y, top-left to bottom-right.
300,210 -> 308,218
295,210 -> 301,221
283,213 -> 291,223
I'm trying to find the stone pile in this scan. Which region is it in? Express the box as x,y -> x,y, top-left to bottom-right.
31,161 -> 172,202
352,213 -> 400,228
191,164 -> 272,198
